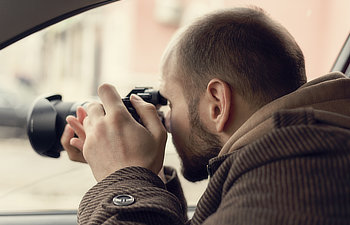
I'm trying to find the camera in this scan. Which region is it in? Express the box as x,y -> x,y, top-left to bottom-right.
27,87 -> 167,158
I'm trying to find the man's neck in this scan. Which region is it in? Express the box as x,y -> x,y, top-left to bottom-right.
220,94 -> 256,144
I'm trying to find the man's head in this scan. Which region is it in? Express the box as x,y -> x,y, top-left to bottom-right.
160,7 -> 307,182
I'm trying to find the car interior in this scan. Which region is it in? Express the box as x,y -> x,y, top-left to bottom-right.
0,0 -> 349,224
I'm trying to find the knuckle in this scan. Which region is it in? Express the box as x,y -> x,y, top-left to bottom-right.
60,134 -> 67,143
86,102 -> 101,111
60,136 -> 70,149
61,139 -> 69,148
61,142 -> 69,150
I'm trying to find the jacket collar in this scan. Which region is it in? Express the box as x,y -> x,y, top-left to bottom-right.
218,72 -> 350,156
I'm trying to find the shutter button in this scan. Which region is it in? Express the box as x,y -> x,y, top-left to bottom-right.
113,195 -> 135,206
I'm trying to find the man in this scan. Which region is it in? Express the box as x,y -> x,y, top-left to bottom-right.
61,7 -> 350,224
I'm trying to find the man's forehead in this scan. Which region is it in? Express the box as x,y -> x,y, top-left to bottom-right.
159,48 -> 184,96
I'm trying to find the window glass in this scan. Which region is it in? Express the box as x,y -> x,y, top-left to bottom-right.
0,0 -> 349,211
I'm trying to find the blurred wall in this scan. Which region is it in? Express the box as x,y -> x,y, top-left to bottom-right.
132,0 -> 350,80
1,0 -> 349,98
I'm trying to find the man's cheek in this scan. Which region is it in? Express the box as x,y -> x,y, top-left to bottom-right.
169,118 -> 182,144
164,111 -> 171,133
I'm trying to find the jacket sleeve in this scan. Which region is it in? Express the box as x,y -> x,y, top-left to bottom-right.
163,166 -> 189,221
78,166 -> 188,225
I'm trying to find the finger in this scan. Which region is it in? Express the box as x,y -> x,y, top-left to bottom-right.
61,125 -> 86,163
70,137 -> 84,151
76,106 -> 87,123
97,83 -> 125,116
61,124 -> 75,150
86,102 -> 105,119
66,115 -> 86,140
130,94 -> 166,137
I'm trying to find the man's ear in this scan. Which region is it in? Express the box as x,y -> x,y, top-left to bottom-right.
206,78 -> 232,133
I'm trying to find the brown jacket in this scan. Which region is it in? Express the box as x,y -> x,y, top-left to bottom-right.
78,72 -> 350,224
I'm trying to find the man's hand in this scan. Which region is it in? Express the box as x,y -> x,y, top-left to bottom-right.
61,106 -> 87,163
69,84 -> 167,182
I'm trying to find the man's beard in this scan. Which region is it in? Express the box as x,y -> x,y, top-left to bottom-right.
175,98 -> 222,182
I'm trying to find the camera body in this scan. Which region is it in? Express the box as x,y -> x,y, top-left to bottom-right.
27,87 -> 167,158
122,87 -> 167,123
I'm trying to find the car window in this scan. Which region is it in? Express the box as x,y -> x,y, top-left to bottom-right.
0,0 -> 349,212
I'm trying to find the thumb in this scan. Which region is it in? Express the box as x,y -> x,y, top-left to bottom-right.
130,94 -> 165,137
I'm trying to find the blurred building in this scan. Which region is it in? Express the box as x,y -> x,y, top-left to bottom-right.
1,0 -> 349,100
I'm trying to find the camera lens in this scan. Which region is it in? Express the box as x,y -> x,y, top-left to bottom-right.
27,88 -> 167,158
27,95 -> 82,158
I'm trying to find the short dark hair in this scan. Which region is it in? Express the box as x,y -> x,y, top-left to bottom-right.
170,7 -> 306,109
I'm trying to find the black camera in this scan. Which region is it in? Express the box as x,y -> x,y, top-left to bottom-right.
27,87 -> 167,158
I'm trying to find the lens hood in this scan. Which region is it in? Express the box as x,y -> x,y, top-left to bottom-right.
27,95 -> 78,158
